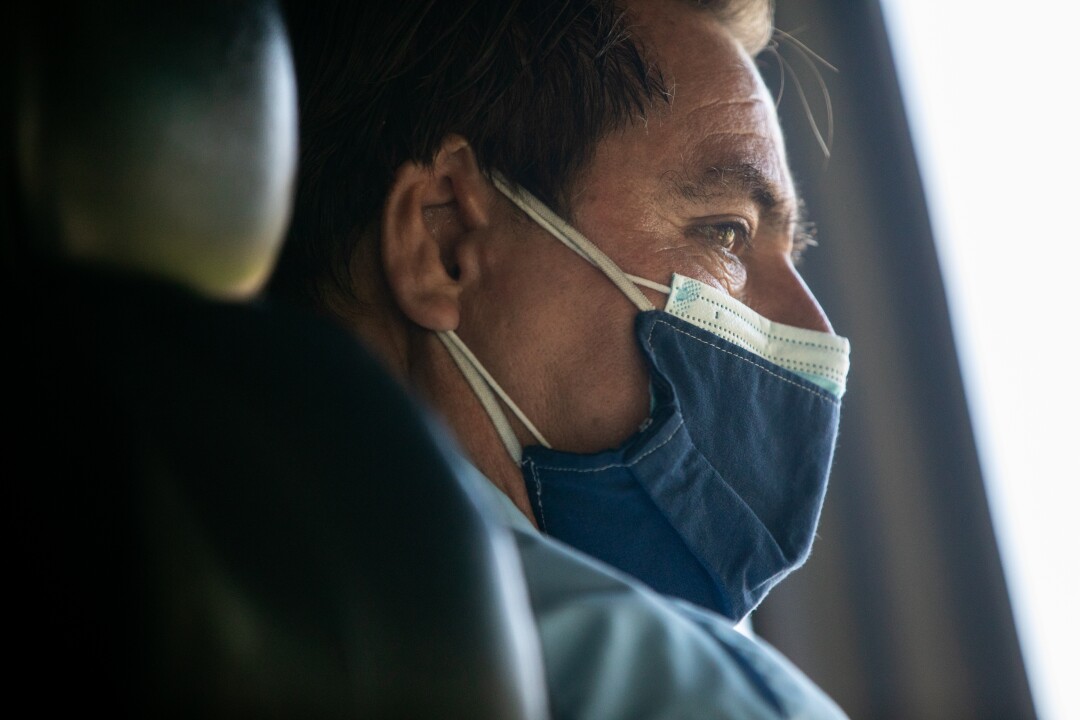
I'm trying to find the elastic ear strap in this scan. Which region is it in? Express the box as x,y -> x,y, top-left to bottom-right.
491,173 -> 657,311
437,331 -> 552,465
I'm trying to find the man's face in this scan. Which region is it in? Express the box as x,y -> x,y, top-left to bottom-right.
456,0 -> 832,455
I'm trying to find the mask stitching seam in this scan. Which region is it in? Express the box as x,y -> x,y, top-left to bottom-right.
669,310 -> 846,379
530,418 -> 797,591
531,417 -> 685,473
673,305 -> 848,355
671,415 -> 801,569
650,317 -> 841,406
526,459 -> 548,530
671,281 -> 847,353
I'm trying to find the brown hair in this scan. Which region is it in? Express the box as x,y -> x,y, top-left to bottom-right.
270,0 -> 772,309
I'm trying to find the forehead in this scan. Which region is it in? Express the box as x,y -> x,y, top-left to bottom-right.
577,0 -> 791,209
631,0 -> 765,97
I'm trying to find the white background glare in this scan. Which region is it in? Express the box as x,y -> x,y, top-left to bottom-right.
879,2 -> 1079,719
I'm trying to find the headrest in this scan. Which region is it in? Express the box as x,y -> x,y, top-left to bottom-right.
14,0 -> 297,299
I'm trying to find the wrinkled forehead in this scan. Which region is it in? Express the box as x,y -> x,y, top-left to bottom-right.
628,0 -> 773,98
625,0 -> 792,196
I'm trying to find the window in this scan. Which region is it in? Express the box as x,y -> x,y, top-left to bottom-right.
880,3 -> 1080,719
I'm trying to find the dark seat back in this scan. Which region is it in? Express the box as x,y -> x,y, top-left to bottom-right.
7,2 -> 548,717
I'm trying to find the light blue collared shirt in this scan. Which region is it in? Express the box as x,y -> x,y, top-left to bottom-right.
453,459 -> 849,720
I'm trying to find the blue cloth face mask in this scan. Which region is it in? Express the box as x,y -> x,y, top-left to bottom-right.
438,174 -> 851,621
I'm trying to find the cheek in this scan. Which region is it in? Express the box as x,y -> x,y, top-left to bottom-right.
549,285 -> 652,450
463,230 -> 653,449
706,260 -> 749,298
647,240 -> 750,300
462,226 -> 633,376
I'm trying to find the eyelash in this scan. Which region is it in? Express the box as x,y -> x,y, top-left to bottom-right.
693,220 -> 752,252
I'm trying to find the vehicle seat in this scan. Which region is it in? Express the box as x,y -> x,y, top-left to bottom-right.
6,1 -> 548,717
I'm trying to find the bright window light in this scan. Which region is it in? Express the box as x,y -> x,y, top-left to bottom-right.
879,3 -> 1080,719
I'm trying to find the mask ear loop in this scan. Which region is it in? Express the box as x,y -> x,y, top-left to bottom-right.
436,172 -> 672,466
437,330 -> 552,465
490,173 -> 670,306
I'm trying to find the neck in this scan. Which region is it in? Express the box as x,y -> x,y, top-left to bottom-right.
340,240 -> 539,527
411,329 -> 539,526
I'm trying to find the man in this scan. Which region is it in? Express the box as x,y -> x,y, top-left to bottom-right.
273,0 -> 851,716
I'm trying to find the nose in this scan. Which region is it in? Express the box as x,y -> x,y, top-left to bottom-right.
749,258 -> 834,334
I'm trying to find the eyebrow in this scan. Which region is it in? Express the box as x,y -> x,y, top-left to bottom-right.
664,162 -> 803,230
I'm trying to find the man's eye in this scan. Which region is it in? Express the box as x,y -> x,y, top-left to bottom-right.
694,222 -> 751,251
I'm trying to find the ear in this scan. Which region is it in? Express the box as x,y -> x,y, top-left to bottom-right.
381,135 -> 492,331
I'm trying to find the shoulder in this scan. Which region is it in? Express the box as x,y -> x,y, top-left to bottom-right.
512,524 -> 848,720
459,461 -> 847,719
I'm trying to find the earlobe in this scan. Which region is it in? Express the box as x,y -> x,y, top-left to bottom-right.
380,136 -> 491,332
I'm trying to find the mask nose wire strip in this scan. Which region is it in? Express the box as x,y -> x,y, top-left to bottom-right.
491,173 -> 662,310
437,330 -> 552,465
